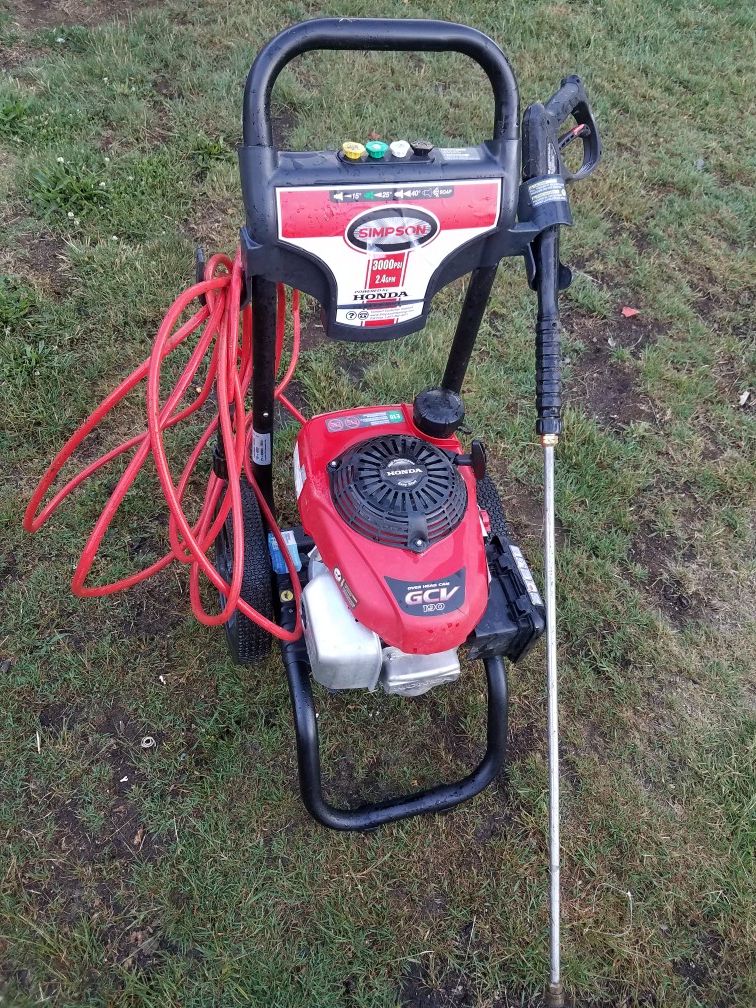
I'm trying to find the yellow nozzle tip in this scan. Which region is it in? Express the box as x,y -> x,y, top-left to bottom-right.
341,141 -> 366,161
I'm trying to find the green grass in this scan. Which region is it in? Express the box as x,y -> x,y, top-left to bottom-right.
1,1 -> 755,1006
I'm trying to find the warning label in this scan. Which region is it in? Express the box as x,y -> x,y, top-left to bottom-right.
325,409 -> 404,433
439,147 -> 482,161
528,177 -> 568,207
276,179 -> 502,330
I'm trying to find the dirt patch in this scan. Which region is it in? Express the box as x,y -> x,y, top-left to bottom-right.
334,345 -> 370,388
39,700 -> 164,800
317,682 -> 493,809
0,40 -> 47,69
710,350 -> 754,411
92,704 -> 153,796
4,232 -> 72,296
38,698 -> 85,732
628,524 -> 711,627
400,962 -> 473,1008
0,549 -> 19,590
117,569 -> 188,639
185,194 -> 238,247
564,309 -> 661,430
688,258 -> 753,333
51,791 -> 162,866
277,379 -> 308,419
472,723 -> 539,843
272,109 -> 297,150
102,920 -> 173,970
471,804 -> 511,844
503,480 -> 565,548
321,753 -> 395,810
9,0 -> 157,30
487,471 -> 565,549
425,700 -> 482,766
672,930 -> 726,993
398,966 -> 670,1008
152,73 -> 183,101
298,309 -> 327,353
15,702 -> 168,962
508,722 -> 538,763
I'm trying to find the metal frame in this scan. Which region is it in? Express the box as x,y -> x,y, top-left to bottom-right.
282,630 -> 509,832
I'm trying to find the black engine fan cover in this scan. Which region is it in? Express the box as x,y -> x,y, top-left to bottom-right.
329,434 -> 467,552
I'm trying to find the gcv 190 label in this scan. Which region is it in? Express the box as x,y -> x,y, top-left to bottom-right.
385,569 -> 466,617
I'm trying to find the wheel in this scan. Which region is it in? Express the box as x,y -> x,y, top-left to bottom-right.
476,474 -> 509,540
213,477 -> 274,664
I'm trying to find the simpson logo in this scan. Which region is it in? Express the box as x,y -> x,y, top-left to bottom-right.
346,206 -> 439,253
385,569 -> 466,617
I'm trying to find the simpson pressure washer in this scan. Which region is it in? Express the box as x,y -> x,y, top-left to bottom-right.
25,19 -> 601,1003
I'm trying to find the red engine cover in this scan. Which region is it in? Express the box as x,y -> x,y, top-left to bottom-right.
294,404 -> 488,654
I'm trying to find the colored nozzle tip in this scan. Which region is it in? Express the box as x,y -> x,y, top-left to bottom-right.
341,141 -> 365,161
365,140 -> 389,160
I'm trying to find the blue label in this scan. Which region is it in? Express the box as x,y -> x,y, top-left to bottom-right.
268,530 -> 302,574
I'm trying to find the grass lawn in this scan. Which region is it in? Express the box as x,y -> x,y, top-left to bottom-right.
1,0 -> 754,1005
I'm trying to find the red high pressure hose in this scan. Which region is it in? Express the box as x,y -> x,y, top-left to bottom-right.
23,251 -> 304,641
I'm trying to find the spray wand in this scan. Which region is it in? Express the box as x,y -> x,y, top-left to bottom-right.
522,76 -> 602,1006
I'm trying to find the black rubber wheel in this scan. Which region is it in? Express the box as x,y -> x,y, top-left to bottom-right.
476,474 -> 509,540
213,478 -> 274,665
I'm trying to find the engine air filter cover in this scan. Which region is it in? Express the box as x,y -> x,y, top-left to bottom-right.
330,434 -> 467,551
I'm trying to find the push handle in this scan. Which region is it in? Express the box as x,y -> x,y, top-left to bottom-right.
242,17 -> 520,148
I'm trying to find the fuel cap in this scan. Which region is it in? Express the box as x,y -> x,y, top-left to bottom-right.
365,140 -> 389,160
341,141 -> 365,161
390,140 -> 411,159
410,139 -> 434,158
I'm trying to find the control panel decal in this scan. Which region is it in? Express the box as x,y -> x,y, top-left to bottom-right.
276,178 -> 501,330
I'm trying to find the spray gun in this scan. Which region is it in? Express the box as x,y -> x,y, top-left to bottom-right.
521,76 -> 602,1007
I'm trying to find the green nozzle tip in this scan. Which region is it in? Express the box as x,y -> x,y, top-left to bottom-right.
365,140 -> 388,160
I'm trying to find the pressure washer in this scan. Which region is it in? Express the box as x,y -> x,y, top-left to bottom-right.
25,19 -> 601,1003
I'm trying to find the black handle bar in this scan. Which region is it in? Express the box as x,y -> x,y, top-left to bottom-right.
242,17 -> 520,148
